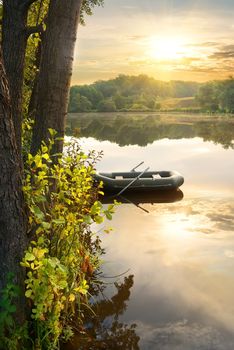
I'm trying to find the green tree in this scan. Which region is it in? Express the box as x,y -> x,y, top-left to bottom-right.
94,80 -> 118,97
218,78 -> 234,112
97,99 -> 117,112
113,94 -> 128,110
196,82 -> 219,112
69,74 -> 202,112
69,85 -> 103,111
69,93 -> 92,112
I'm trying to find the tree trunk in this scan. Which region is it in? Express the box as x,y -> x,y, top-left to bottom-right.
31,0 -> 83,155
28,38 -> 42,119
2,0 -> 30,153
0,48 -> 28,323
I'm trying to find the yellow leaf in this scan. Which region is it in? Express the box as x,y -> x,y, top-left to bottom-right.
68,293 -> 76,302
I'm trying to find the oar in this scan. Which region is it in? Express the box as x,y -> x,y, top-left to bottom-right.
116,166 -> 150,196
119,194 -> 150,213
130,161 -> 144,172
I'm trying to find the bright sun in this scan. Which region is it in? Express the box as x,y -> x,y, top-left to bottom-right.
148,36 -> 186,60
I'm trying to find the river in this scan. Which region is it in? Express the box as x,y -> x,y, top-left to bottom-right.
66,113 -> 234,350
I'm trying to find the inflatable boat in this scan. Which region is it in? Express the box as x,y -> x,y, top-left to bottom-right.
94,169 -> 184,194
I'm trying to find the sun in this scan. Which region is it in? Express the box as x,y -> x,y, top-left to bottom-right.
148,36 -> 186,60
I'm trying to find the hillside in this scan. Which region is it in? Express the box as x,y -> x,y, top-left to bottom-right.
69,75 -> 234,113
68,74 -> 201,112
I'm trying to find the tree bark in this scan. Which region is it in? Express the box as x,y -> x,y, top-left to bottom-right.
28,34 -> 43,119
2,0 -> 37,153
31,0 -> 83,155
0,48 -> 28,323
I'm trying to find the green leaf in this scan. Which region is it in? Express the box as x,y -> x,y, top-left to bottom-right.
42,153 -> 49,160
25,290 -> 33,298
42,221 -> 50,229
37,237 -> 44,245
25,252 -> 35,261
7,304 -> 16,313
48,128 -> 57,136
83,215 -> 91,224
94,215 -> 104,224
32,205 -> 45,220
105,211 -> 112,220
52,218 -> 65,225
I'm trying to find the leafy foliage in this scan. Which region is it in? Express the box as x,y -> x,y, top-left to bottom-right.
80,0 -> 104,25
19,132 -> 114,349
196,77 -> 234,113
23,0 -> 49,116
0,131 -> 116,349
1,0 -> 115,349
97,99 -> 117,112
0,274 -> 28,350
69,92 -> 92,112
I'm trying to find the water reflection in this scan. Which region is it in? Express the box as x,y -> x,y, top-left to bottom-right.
65,113 -> 234,349
66,113 -> 234,149
64,275 -> 140,350
102,197 -> 234,349
101,190 -> 183,213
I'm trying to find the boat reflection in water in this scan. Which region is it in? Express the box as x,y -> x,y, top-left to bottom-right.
101,189 -> 184,210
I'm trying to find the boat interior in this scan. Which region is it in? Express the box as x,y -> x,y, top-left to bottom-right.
98,171 -> 172,179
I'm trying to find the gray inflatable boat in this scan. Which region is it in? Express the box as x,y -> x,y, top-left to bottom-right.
94,168 -> 184,193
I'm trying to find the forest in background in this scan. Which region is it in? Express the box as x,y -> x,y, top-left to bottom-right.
68,74 -> 234,113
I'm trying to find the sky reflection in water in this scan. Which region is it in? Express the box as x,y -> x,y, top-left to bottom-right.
67,114 -> 234,349
102,197 -> 234,349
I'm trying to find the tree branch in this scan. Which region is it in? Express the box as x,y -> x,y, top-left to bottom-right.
22,0 -> 38,7
25,24 -> 43,38
19,0 -> 38,12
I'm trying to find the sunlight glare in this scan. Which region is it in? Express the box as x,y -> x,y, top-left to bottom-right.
148,36 -> 186,60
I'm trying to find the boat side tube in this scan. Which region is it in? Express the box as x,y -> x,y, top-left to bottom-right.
94,170 -> 184,191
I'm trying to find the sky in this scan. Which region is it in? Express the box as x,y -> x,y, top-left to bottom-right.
72,0 -> 234,85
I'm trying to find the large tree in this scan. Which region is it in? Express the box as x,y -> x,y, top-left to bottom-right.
31,0 -> 84,155
0,48 -> 28,322
0,0 -> 104,329
2,0 -> 38,152
2,0 -> 104,155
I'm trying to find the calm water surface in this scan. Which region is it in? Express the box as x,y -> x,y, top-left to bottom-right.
67,113 -> 234,349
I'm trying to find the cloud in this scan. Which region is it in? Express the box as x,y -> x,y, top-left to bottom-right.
177,66 -> 220,73
207,212 -> 234,232
73,0 -> 234,83
127,35 -> 147,41
180,57 -> 202,64
134,320 -> 233,350
203,43 -> 234,60
77,60 -> 98,67
210,50 -> 234,59
186,42 -> 221,48
168,199 -> 234,234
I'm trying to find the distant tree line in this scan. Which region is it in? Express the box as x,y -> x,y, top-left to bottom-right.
68,75 -> 234,113
68,74 -> 201,112
195,77 -> 234,113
